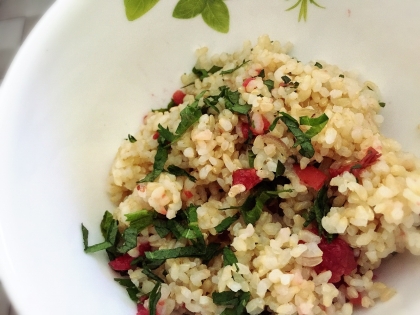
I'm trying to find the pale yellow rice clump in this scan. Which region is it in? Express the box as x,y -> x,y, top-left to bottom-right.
107,35 -> 420,315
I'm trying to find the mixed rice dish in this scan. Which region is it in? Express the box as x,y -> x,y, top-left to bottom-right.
82,35 -> 420,315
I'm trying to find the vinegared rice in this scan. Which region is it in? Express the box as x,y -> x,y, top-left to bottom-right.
94,35 -> 420,315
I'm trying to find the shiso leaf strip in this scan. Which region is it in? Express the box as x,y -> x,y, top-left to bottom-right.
142,267 -> 165,283
137,145 -> 169,183
214,213 -> 240,233
125,209 -> 155,232
299,113 -> 329,138
192,65 -> 223,80
117,226 -> 138,253
114,278 -> 141,302
167,164 -> 197,182
222,247 -> 239,272
280,112 -> 329,159
212,290 -> 251,315
148,282 -> 162,315
303,185 -> 335,241
220,60 -> 250,75
127,134 -> 137,143
82,211 -> 119,253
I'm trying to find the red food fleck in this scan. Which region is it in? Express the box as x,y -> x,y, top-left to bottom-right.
172,90 -> 186,105
240,122 -> 250,139
293,164 -> 328,190
329,147 -> 381,179
242,77 -> 254,87
138,242 -> 151,256
108,254 -> 133,271
137,303 -> 149,315
349,292 -> 363,306
184,190 -> 194,199
250,115 -> 270,135
232,168 -> 262,190
153,132 -> 159,140
314,237 -> 358,283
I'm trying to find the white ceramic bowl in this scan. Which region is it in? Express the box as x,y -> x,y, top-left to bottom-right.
0,1 -> 420,314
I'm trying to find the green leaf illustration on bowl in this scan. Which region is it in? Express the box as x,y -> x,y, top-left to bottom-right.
123,0 -> 325,32
286,0 -> 325,21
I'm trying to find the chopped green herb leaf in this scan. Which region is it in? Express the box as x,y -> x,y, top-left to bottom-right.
100,211 -> 114,238
201,243 -> 222,264
167,165 -> 197,182
167,219 -> 187,239
138,145 -> 168,183
218,86 -> 251,114
248,150 -> 256,168
148,282 -> 162,315
175,103 -> 202,137
145,245 -> 205,260
157,124 -> 176,145
114,278 -> 140,302
220,60 -> 250,75
314,62 -> 323,69
117,226 -> 138,253
192,65 -> 223,80
258,69 -> 265,78
281,75 -> 291,84
184,204 -> 205,246
339,74 -> 345,78
82,224 -> 109,252
142,267 -> 165,283
82,218 -> 119,253
222,247 -> 238,267
152,218 -> 170,238
263,79 -> 274,92
275,161 -> 285,177
303,185 -> 335,241
152,99 -> 176,113
203,97 -> 220,113
268,116 -> 282,131
280,112 -> 314,158
280,112 -> 328,159
125,209 -> 155,232
212,291 -> 239,306
212,290 -> 250,312
127,134 -> 137,143
299,113 -> 329,138
379,102 -> 386,108
215,213 -> 240,233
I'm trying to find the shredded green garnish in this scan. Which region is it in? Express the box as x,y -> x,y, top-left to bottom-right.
280,112 -> 328,158
314,62 -> 323,69
137,145 -> 169,183
214,213 -> 240,233
148,282 -> 162,315
114,278 -> 141,302
167,165 -> 197,182
303,185 -> 335,241
127,134 -> 137,143
220,60 -> 250,75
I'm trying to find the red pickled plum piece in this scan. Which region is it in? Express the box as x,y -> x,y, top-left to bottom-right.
293,164 -> 327,190
172,90 -> 186,105
137,303 -> 149,315
232,168 -> 262,190
314,237 -> 357,283
108,253 -> 133,271
138,242 -> 151,256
